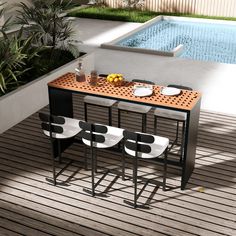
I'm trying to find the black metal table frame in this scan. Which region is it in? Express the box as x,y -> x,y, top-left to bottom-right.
48,86 -> 201,190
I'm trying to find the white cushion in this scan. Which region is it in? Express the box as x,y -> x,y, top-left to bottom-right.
43,117 -> 81,139
154,108 -> 187,121
63,117 -> 80,127
82,125 -> 124,148
84,95 -> 116,107
125,133 -> 169,159
118,102 -> 152,114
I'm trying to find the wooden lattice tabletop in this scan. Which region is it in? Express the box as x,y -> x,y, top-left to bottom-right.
48,72 -> 201,111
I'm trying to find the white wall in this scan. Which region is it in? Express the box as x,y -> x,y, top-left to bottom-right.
3,0 -> 30,19
0,53 -> 95,134
106,0 -> 236,17
0,1 -> 4,26
4,0 -> 30,8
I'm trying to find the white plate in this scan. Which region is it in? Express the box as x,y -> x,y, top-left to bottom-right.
161,87 -> 181,96
133,85 -> 153,97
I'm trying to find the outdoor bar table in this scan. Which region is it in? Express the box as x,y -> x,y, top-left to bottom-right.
48,72 -> 202,190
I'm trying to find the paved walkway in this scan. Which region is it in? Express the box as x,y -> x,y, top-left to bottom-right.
72,18 -> 236,116
72,17 -> 141,52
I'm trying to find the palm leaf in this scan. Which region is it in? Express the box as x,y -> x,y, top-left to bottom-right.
0,73 -> 6,90
6,69 -> 18,82
16,0 -> 79,55
0,84 -> 5,93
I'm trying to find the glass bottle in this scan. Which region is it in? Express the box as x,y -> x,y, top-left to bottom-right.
75,59 -> 86,82
90,70 -> 98,86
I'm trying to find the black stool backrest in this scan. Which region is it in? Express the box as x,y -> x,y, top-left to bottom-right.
41,123 -> 63,134
123,130 -> 154,155
132,79 -> 155,85
39,112 -> 65,124
79,121 -> 107,144
99,74 -> 108,78
168,84 -> 193,91
39,112 -> 65,137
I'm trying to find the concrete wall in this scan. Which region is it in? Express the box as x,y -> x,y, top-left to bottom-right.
4,0 -> 30,8
2,0 -> 30,19
0,1 -> 4,26
0,53 -> 94,134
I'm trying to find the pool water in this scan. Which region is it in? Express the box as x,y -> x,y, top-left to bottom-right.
117,20 -> 236,64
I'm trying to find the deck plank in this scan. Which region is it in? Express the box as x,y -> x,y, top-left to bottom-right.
0,94 -> 236,236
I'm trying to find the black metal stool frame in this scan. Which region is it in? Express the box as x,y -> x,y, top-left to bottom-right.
154,115 -> 186,163
118,109 -> 147,133
122,131 -> 168,208
84,74 -> 113,126
154,84 -> 192,163
117,79 -> 155,133
84,102 -> 113,126
79,121 -> 109,196
39,113 -> 81,186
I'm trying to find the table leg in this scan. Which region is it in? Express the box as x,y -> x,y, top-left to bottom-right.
48,87 -> 74,158
181,98 -> 201,190
48,87 -> 73,117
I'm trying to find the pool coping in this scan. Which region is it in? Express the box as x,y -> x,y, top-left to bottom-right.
101,15 -> 236,57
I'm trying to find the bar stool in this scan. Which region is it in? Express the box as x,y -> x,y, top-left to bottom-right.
84,96 -> 116,125
39,113 -> 82,185
122,130 -> 169,208
84,74 -> 117,126
79,121 -> 124,196
154,84 -> 193,162
117,79 -> 155,132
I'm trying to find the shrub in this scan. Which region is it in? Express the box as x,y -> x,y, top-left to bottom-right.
16,0 -> 80,57
0,2 -> 41,94
0,0 -> 79,95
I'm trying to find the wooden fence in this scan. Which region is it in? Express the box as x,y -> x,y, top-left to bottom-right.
105,0 -> 236,17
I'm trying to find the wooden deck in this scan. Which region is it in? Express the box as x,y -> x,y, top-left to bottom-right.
0,94 -> 235,236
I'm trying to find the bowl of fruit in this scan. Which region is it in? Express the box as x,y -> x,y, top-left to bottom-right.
106,73 -> 124,87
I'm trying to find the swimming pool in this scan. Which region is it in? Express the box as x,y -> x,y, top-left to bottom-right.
102,16 -> 236,64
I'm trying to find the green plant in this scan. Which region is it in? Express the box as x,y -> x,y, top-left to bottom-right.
0,5 -> 23,93
122,0 -> 145,10
0,34 -> 31,94
0,1 -> 78,96
69,6 -> 236,23
69,6 -> 158,23
16,0 -> 80,57
0,4 -> 41,94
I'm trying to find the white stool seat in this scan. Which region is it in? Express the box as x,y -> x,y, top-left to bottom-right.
125,134 -> 169,159
118,102 -> 152,114
63,116 -> 80,127
84,95 -> 116,107
122,130 -> 168,207
154,108 -> 187,121
43,117 -> 81,139
39,113 -> 84,186
79,121 -> 124,196
82,125 -> 124,148
44,127 -> 80,139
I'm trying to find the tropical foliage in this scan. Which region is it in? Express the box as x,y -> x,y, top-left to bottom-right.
16,0 -> 79,57
0,26 -> 41,94
0,3 -> 37,94
0,0 -> 79,96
